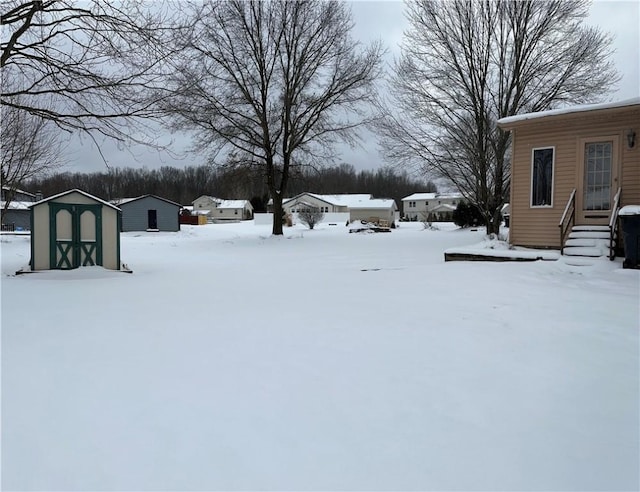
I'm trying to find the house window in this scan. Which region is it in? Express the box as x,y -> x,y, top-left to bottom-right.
531,147 -> 554,207
425,201 -> 429,206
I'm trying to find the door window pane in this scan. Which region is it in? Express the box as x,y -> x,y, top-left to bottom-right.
584,142 -> 612,210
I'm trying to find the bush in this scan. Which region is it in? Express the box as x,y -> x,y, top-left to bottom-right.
298,207 -> 324,230
452,202 -> 484,228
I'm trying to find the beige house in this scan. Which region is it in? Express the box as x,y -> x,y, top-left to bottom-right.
191,195 -> 253,220
498,98 -> 640,257
192,195 -> 219,216
349,199 -> 398,226
29,189 -> 121,271
401,192 -> 464,221
212,200 -> 253,221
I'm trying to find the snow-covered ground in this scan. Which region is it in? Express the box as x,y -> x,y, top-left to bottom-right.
2,221 -> 638,491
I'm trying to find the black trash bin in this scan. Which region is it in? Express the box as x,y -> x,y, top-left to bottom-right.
619,206 -> 640,269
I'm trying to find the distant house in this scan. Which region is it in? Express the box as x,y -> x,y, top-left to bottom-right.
29,189 -> 121,270
349,198 -> 398,226
212,200 -> 253,221
280,193 -> 373,214
1,186 -> 39,231
192,195 -> 219,216
191,195 -> 253,221
272,192 -> 399,225
401,192 -> 464,221
497,98 -> 639,258
2,201 -> 34,230
112,195 -> 181,232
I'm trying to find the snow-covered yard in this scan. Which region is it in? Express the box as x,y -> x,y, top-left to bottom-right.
2,221 -> 638,491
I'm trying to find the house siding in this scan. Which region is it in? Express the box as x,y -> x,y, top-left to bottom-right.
350,207 -> 396,224
120,196 -> 180,232
505,105 -> 640,248
1,210 -> 30,229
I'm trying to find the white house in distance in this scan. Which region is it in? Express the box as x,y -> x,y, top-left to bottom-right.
191,195 -> 253,221
275,192 -> 398,226
401,192 -> 465,221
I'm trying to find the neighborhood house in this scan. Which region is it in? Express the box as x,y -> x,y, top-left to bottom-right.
1,186 -> 39,231
401,192 -> 464,221
277,193 -> 398,226
191,195 -> 253,221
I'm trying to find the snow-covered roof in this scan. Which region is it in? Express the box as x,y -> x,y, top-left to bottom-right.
1,186 -> 36,198
0,201 -> 33,211
349,198 -> 397,210
402,192 -> 463,201
111,195 -> 181,208
111,197 -> 139,206
192,195 -> 221,205
498,97 -> 640,126
284,193 -> 374,208
216,200 -> 250,210
430,203 -> 457,212
31,189 -> 120,210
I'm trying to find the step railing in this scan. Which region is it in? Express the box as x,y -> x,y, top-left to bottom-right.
559,189 -> 576,255
609,187 -> 622,260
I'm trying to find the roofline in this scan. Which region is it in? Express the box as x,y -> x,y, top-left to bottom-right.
290,192 -> 337,207
2,185 -> 37,197
498,97 -> 640,128
30,189 -> 121,210
116,194 -> 182,208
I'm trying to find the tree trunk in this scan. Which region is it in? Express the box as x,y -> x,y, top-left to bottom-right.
271,192 -> 284,235
485,208 -> 502,236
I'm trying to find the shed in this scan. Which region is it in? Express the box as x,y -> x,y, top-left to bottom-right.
30,189 -> 122,270
113,195 -> 181,232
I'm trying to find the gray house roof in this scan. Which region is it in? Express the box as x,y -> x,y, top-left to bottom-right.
112,194 -> 182,208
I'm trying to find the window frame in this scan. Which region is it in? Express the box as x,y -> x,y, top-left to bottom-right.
530,146 -> 555,208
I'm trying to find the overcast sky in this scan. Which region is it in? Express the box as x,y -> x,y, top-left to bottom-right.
63,0 -> 640,175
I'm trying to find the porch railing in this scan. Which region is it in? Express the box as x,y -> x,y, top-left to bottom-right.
609,187 -> 622,260
558,189 -> 576,255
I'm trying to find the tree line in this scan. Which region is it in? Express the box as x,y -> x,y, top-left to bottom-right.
2,0 -> 617,234
25,163 -> 434,213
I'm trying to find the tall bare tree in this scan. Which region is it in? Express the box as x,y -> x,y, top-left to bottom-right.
161,0 -> 382,235
1,92 -> 63,211
376,0 -> 618,234
1,0 -> 178,157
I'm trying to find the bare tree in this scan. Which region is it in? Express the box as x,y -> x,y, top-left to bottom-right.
376,0 -> 618,235
1,93 -> 63,211
297,206 -> 325,230
161,0 -> 383,235
1,0 -> 179,159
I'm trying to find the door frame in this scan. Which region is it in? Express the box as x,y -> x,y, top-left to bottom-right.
575,135 -> 620,225
49,203 -> 103,269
